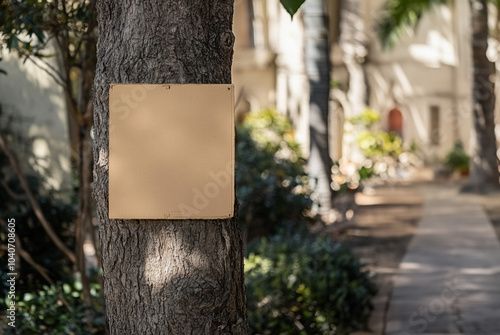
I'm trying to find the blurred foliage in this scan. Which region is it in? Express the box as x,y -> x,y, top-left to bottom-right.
245,228 -> 377,335
331,161 -> 375,194
236,109 -> 312,240
376,0 -> 500,49
347,108 -> 421,181
348,108 -> 381,128
376,0 -> 451,49
0,115 -> 76,308
358,130 -> 404,158
0,183 -> 76,285
348,109 -> 407,159
445,140 -> 470,172
3,277 -> 105,335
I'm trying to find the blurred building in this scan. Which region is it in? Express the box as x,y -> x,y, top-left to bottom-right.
233,0 -> 497,164
346,0 -> 474,162
233,0 -> 310,152
0,0 -> 496,192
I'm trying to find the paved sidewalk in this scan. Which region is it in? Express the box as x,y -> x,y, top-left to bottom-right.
385,185 -> 500,335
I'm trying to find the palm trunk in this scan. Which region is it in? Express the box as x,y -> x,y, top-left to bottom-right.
93,1 -> 248,334
464,0 -> 500,192
303,0 -> 335,217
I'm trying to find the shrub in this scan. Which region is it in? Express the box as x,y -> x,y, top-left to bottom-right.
0,188 -> 76,289
2,278 -> 105,335
236,109 -> 312,240
0,113 -> 77,304
245,229 -> 377,334
357,130 -> 404,159
445,140 -> 470,173
346,108 -> 422,181
348,108 -> 381,128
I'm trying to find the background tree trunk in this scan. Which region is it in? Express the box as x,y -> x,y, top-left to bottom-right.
302,0 -> 335,218
339,0 -> 369,164
465,0 -> 500,192
93,1 -> 248,334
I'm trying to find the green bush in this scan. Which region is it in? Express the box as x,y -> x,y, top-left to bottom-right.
245,229 -> 377,334
0,188 -> 76,290
445,140 -> 470,173
357,130 -> 404,159
236,110 -> 312,240
0,113 -> 77,304
3,278 -> 105,335
348,108 -> 381,128
348,108 -> 417,165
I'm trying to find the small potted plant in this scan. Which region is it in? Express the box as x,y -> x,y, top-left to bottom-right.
445,140 -> 470,176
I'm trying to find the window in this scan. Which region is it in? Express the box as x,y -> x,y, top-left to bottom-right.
430,105 -> 440,146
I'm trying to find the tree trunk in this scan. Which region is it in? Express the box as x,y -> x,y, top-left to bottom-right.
75,0 -> 98,307
339,0 -> 369,164
464,0 -> 500,192
302,0 -> 335,218
93,1 -> 248,334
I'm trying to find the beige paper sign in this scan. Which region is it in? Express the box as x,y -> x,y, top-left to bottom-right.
108,84 -> 234,219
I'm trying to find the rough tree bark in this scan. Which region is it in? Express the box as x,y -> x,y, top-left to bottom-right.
302,0 -> 335,218
464,0 -> 500,192
93,1 -> 248,334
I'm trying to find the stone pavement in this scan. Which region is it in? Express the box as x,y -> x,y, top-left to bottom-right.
385,185 -> 500,335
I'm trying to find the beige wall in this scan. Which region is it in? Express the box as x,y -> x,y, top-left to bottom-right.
233,0 -> 277,116
0,46 -> 71,195
331,0 -> 472,162
361,0 -> 473,160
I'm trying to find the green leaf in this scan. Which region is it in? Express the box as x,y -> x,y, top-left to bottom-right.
63,283 -> 71,294
23,293 -> 34,301
74,280 -> 83,291
280,0 -> 306,18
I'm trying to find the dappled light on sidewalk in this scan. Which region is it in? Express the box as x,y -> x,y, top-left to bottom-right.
384,184 -> 500,334
346,180 -> 500,335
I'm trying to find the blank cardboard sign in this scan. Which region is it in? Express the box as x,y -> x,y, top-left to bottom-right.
108,84 -> 234,219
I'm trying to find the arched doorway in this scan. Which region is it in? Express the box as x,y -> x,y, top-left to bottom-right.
388,107 -> 403,138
